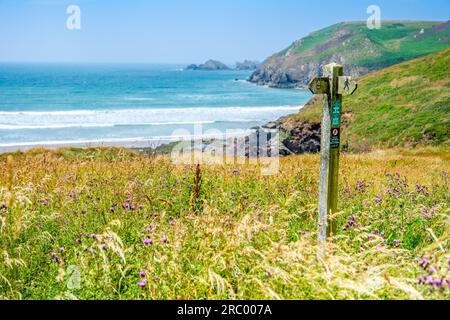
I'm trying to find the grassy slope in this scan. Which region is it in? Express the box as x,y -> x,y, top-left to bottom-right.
0,148 -> 448,299
279,21 -> 450,70
286,48 -> 450,150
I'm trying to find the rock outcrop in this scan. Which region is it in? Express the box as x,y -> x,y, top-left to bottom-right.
186,60 -> 231,71
235,60 -> 259,70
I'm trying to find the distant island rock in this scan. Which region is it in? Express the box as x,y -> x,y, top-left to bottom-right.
186,60 -> 231,71
235,60 -> 260,70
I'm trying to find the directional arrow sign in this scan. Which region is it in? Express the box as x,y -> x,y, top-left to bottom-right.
337,76 -> 358,95
308,77 -> 330,95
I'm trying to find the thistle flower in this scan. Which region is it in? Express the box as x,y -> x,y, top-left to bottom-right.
429,267 -> 436,275
425,276 -> 433,285
418,275 -> 425,284
139,204 -> 144,210
59,247 -> 65,253
109,207 -> 115,213
170,220 -> 176,227
138,279 -> 147,288
161,237 -> 168,243
90,234 -> 98,240
76,238 -> 82,244
140,271 -> 146,277
143,239 -> 153,245
433,278 -> 443,288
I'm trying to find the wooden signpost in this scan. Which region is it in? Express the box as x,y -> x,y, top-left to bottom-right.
308,63 -> 358,241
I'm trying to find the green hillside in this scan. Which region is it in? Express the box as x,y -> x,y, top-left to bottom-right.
250,21 -> 450,88
283,48 -> 450,151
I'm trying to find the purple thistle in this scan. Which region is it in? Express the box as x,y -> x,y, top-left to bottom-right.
76,238 -> 82,244
139,204 -> 144,210
143,239 -> 153,245
140,271 -> 146,277
429,267 -> 436,275
161,237 -> 168,243
425,276 -> 433,285
418,275 -> 425,284
138,279 -> 147,288
90,234 -> 98,240
170,220 -> 176,227
109,207 -> 115,213
433,278 -> 443,288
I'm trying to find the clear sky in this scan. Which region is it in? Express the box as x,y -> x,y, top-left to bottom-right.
0,0 -> 449,64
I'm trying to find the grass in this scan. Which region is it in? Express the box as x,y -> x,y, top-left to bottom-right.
284,48 -> 450,151
0,147 -> 448,300
281,21 -> 449,69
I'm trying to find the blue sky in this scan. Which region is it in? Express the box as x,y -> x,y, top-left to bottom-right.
0,0 -> 448,63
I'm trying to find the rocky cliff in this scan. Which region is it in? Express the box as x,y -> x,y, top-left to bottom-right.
249,21 -> 450,88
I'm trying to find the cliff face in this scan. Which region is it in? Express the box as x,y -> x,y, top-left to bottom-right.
250,21 -> 450,88
265,48 -> 450,154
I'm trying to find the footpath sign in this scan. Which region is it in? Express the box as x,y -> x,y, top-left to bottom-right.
308,64 -> 358,241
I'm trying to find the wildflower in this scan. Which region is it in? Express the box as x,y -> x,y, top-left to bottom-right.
90,234 -> 98,240
143,239 -> 153,245
161,237 -> 168,243
375,195 -> 383,205
59,247 -> 65,253
130,204 -> 136,211
139,205 -> 144,210
393,239 -> 401,247
140,271 -> 146,277
342,215 -> 357,231
429,267 -> 436,276
101,244 -> 107,251
433,278 -> 443,288
50,252 -> 61,264
425,276 -> 433,285
448,258 -> 450,267
109,207 -> 115,213
123,203 -> 130,210
418,275 -> 425,284
415,184 -> 430,197
170,220 -> 176,227
138,279 -> 147,288
76,238 -> 82,244
419,258 -> 430,270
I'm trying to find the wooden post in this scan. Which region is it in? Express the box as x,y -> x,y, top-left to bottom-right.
309,64 -> 357,242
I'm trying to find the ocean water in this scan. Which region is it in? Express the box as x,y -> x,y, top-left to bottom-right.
0,64 -> 311,148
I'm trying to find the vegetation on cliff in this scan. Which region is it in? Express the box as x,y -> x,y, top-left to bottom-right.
250,21 -> 450,88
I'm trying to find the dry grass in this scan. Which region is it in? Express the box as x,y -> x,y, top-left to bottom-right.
0,147 -> 448,300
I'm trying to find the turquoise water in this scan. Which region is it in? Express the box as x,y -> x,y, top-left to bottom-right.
0,64 -> 311,147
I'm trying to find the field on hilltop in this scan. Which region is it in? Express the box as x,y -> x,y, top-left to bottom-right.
0,147 -> 448,300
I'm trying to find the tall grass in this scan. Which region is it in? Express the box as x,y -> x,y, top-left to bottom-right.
0,148 -> 448,300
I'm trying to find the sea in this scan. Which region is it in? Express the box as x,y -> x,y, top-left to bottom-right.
0,64 -> 311,150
